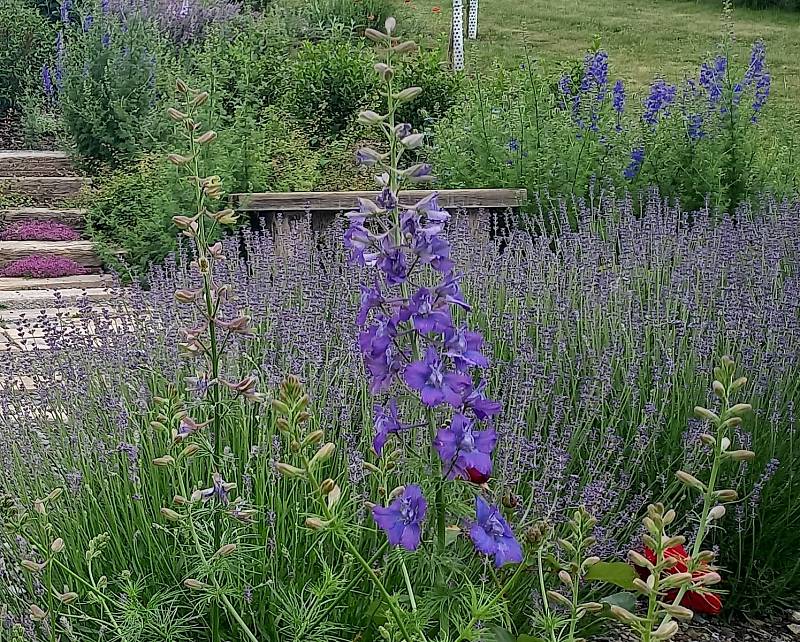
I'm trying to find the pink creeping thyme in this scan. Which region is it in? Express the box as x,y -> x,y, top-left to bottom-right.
0,256 -> 88,278
0,221 -> 81,242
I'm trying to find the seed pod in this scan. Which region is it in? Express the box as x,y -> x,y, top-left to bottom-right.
663,535 -> 686,549
33,500 -> 46,515
173,495 -> 188,506
582,556 -> 600,571
660,602 -> 694,620
167,107 -> 187,121
153,455 -> 175,467
59,592 -> 79,605
729,403 -> 752,417
628,550 -> 652,569
275,462 -> 306,478
699,433 -> 716,447
364,28 -> 387,42
47,488 -> 63,502
21,560 -> 45,573
180,444 -> 200,459
214,544 -> 237,558
160,508 -> 183,522
652,620 -> 679,640
395,87 -> 423,103
309,443 -> 335,469
661,572 -> 693,589
29,605 -> 48,622
675,470 -> 705,492
663,509 -> 676,525
547,591 -> 572,608
191,91 -> 209,107
357,110 -> 384,126
558,571 -> 573,587
196,131 -> 217,145
176,78 -> 189,93
714,489 -> 738,502
51,538 -> 65,554
579,601 -> 604,614
373,63 -> 393,82
271,399 -> 290,415
363,462 -> 381,474
694,406 -> 720,423
184,578 -> 209,590
168,153 -> 191,166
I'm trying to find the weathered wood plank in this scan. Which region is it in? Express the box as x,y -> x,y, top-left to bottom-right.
0,177 -> 91,203
0,207 -> 87,227
0,274 -> 114,291
0,151 -> 76,177
0,240 -> 102,270
231,188 -> 528,212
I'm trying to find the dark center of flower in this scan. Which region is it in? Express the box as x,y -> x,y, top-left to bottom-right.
399,498 -> 418,524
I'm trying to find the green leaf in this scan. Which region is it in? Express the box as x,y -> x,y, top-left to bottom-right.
583,562 -> 638,590
518,636 -> 548,642
489,626 -> 516,642
600,591 -> 638,613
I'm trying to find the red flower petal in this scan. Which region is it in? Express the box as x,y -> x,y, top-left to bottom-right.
466,467 -> 490,484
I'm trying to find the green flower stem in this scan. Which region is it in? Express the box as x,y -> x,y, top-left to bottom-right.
536,548 -> 558,642
454,560 -> 529,642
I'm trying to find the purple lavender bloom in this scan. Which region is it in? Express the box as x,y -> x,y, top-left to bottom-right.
404,347 -> 471,407
624,147 -> 645,180
372,485 -> 427,551
434,413 -> 497,481
101,32 -> 110,47
642,79 -> 676,125
373,398 -> 408,455
470,497 -> 523,567
101,0 -> 109,14
462,380 -> 502,420
82,14 -> 94,32
445,326 -> 489,371
400,288 -> 453,334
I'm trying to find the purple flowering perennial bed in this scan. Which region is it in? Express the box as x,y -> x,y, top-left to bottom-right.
0,220 -> 81,242
0,255 -> 88,278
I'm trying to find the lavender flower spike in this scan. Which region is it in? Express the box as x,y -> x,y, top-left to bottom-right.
372,485 -> 428,550
470,497 -> 523,568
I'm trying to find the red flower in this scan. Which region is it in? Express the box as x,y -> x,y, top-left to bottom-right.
431,6 -> 441,13
637,545 -> 723,615
466,467 -> 490,484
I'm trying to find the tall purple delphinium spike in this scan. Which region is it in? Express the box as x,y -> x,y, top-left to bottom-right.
642,78 -> 676,126
612,79 -> 625,132
348,18 -> 520,566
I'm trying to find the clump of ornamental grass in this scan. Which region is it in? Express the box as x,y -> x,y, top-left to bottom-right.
0,221 -> 81,242
612,357 -> 755,641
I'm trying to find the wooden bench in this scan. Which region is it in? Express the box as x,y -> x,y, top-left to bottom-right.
230,188 -> 528,213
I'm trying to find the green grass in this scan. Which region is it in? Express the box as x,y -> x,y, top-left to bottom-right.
405,0 -> 800,121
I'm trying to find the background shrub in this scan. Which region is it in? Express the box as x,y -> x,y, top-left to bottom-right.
59,15 -> 159,165
284,32 -> 376,145
0,0 -> 52,113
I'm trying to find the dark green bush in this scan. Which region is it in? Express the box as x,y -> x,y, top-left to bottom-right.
732,0 -> 798,9
61,16 -> 159,166
284,34 -> 376,145
86,155 -> 185,275
0,0 -> 52,112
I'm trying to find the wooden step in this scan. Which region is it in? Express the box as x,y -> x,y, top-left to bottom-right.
0,150 -> 76,177
0,176 -> 91,203
0,207 -> 87,227
0,240 -> 102,270
0,274 -> 114,291
0,287 -> 113,309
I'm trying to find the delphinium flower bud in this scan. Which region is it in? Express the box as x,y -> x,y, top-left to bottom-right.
21,560 -> 46,573
214,543 -> 237,558
694,406 -> 720,423
153,455 -> 175,467
726,449 -> 756,461
675,470 -> 705,491
160,508 -> 183,522
51,538 -> 65,553
660,603 -> 693,620
184,578 -> 209,590
358,110 -> 385,126
712,380 -> 725,398
59,592 -> 79,605
168,107 -> 187,121
651,620 -> 679,640
309,443 -> 335,469
729,403 -> 752,417
29,605 -> 48,622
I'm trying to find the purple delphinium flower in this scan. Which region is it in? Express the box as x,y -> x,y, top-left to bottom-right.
373,398 -> 408,455
462,381 -> 502,420
434,413 -> 497,481
642,79 -> 676,125
612,79 -> 625,131
101,32 -> 111,47
372,485 -> 427,550
444,326 -> 489,371
699,55 -> 727,108
357,283 -> 384,326
41,65 -> 54,99
751,73 -> 770,122
580,50 -> 609,100
195,472 -> 235,505
60,0 -> 71,24
400,288 -> 453,334
358,319 -> 402,393
470,497 -> 523,567
624,147 -> 645,180
376,235 -> 408,285
404,347 -> 471,407
82,14 -> 94,32
101,0 -> 109,14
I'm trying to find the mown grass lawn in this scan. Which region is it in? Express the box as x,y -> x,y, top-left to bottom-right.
405,0 -> 800,122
